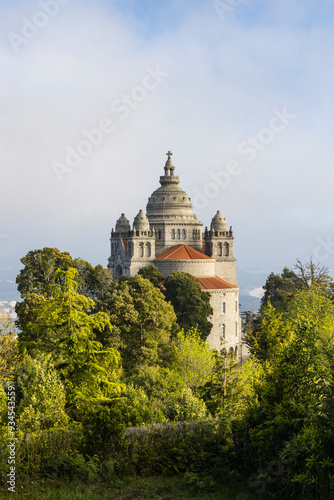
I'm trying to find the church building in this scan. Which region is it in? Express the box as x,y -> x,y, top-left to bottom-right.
108,152 -> 242,356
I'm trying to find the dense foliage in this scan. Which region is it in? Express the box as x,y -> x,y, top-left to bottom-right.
1,249 -> 334,499
163,271 -> 213,340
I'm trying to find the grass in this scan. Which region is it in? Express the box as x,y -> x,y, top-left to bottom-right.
0,476 -> 258,499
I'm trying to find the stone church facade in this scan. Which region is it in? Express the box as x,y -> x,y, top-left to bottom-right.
108,152 -> 242,356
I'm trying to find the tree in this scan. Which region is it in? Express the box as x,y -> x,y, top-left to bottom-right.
199,350 -> 265,419
73,259 -> 113,303
19,268 -> 123,408
261,267 -> 304,311
15,248 -> 114,333
138,264 -> 164,288
16,353 -> 69,432
236,316 -> 334,499
0,306 -> 19,380
131,365 -> 209,422
106,275 -> 178,373
261,258 -> 334,313
285,285 -> 334,328
172,327 -> 215,393
245,305 -> 290,362
16,247 -> 75,298
163,272 -> 213,340
294,257 -> 334,299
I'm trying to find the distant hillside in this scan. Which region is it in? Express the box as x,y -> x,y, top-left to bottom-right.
0,268 -> 20,302
239,293 -> 261,313
237,267 -> 269,313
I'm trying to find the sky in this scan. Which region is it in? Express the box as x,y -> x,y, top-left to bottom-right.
1,0 -> 334,299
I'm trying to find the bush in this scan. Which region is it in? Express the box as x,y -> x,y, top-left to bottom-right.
0,424 -> 83,482
121,418 -> 234,489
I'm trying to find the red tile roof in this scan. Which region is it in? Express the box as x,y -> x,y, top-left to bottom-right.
195,276 -> 237,290
156,244 -> 212,260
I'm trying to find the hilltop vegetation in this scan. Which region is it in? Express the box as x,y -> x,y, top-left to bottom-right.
1,249 -> 334,499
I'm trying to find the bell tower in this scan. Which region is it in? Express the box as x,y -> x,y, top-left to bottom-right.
204,211 -> 237,285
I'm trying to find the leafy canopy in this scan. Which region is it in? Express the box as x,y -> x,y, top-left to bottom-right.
106,275 -> 177,373
19,268 -> 123,407
163,272 -> 213,340
138,264 -> 164,288
172,327 -> 215,393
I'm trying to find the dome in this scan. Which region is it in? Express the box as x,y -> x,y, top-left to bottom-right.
133,209 -> 150,231
210,210 -> 227,231
115,213 -> 130,233
146,151 -> 195,221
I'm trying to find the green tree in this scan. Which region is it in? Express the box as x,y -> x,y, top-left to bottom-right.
163,272 -> 213,340
0,306 -> 19,380
285,285 -> 334,327
261,258 -> 334,313
236,316 -> 334,499
105,276 -> 177,373
15,248 -> 113,334
245,304 -> 290,362
73,259 -> 113,303
16,353 -> 69,431
200,351 -> 246,418
172,327 -> 215,393
261,267 -> 304,311
19,268 -> 123,408
138,264 -> 164,288
131,365 -> 209,422
16,247 -> 75,298
294,258 -> 334,298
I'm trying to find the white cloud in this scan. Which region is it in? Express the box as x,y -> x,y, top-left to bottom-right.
1,0 -> 333,275
249,287 -> 264,299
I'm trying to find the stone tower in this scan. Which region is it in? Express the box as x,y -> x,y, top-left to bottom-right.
204,210 -> 237,285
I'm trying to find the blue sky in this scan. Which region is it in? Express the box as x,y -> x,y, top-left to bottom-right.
1,0 -> 334,298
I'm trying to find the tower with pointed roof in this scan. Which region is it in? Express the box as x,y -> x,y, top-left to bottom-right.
108,153 -> 243,357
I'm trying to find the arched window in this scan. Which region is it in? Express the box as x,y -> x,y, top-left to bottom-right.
115,265 -> 122,279
127,242 -> 131,257
193,229 -> 196,240
171,229 -> 175,240
217,243 -> 222,257
177,229 -> 181,240
182,229 -> 186,240
220,324 -> 225,339
221,301 -> 226,314
139,243 -> 144,257
235,322 -> 238,337
223,243 -> 229,257
145,243 -> 151,257
158,230 -> 162,240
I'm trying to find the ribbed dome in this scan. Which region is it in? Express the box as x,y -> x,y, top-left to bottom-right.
133,209 -> 150,231
115,213 -> 130,233
146,152 -> 195,220
210,210 -> 227,231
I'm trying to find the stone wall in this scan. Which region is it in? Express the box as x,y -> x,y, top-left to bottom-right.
155,258 -> 216,277
214,260 -> 238,286
205,288 -> 242,356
